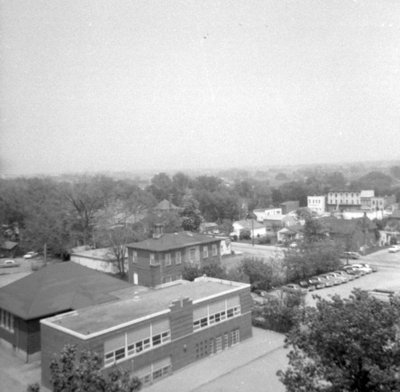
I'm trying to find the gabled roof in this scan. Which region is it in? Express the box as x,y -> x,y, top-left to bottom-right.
154,199 -> 179,210
0,262 -> 131,320
0,241 -> 18,250
127,231 -> 221,252
233,220 -> 265,230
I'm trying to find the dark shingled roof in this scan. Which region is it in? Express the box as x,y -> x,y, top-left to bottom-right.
0,262 -> 131,320
127,231 -> 221,252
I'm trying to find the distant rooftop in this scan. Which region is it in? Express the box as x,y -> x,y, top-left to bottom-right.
127,231 -> 221,252
42,277 -> 249,337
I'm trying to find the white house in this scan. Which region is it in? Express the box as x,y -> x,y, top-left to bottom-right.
253,208 -> 282,223
307,196 -> 326,215
232,220 -> 267,239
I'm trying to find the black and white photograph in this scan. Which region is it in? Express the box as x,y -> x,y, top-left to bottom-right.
1,1 -> 400,391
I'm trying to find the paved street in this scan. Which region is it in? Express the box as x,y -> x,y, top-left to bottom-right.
231,242 -> 284,260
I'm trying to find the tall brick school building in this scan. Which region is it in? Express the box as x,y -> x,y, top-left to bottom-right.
41,276 -> 253,388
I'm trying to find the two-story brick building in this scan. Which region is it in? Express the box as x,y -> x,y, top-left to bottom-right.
40,276 -> 253,389
127,229 -> 222,287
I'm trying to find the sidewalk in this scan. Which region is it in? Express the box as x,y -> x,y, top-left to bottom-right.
145,328 -> 286,392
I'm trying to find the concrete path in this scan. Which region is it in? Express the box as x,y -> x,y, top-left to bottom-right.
145,328 -> 287,392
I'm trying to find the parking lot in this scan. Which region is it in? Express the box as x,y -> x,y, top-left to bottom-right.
305,248 -> 400,305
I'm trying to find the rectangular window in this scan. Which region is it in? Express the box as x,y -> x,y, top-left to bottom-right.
115,347 -> 125,360
189,247 -> 196,262
0,309 -> 14,332
164,253 -> 171,266
212,244 -> 218,256
131,251 -> 137,263
203,246 -> 208,259
149,253 -> 158,265
175,251 -> 181,264
152,334 -> 162,346
231,329 -> 240,345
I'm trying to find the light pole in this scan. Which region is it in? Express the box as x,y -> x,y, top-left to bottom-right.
247,212 -> 256,247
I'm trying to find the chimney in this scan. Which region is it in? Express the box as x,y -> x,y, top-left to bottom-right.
153,223 -> 164,239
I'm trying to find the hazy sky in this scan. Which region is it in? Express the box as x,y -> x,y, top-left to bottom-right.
1,1 -> 399,176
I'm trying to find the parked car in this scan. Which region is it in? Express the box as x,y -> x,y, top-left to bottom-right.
334,270 -> 355,281
343,251 -> 361,259
352,263 -> 373,274
281,283 -> 308,295
325,272 -> 346,285
342,265 -> 364,277
317,275 -> 335,287
0,259 -> 20,268
388,245 -> 400,253
299,280 -> 316,291
308,277 -> 326,289
23,251 -> 39,259
251,292 -> 268,306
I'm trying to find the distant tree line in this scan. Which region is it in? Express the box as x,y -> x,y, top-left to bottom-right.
1,165 -> 399,260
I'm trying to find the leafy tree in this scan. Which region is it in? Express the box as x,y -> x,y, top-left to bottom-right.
390,166 -> 400,180
49,344 -> 142,392
278,290 -> 400,392
62,176 -> 112,245
352,171 -> 393,195
302,218 -> 328,243
239,257 -> 284,291
284,240 -> 342,282
147,173 -> 174,202
180,195 -> 202,232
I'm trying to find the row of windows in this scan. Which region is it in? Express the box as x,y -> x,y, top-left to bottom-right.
139,363 -> 171,385
147,245 -> 218,267
0,309 -> 14,332
193,306 -> 240,331
104,330 -> 170,366
195,329 -> 240,359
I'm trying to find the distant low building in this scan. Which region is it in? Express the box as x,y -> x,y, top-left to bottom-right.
231,220 -> 267,239
327,190 -> 361,211
154,199 -> 181,214
307,196 -> 326,215
199,222 -> 220,235
277,225 -> 303,243
280,201 -> 300,215
253,208 -> 282,223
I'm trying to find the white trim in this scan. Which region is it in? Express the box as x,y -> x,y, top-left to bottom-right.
41,308 -> 170,341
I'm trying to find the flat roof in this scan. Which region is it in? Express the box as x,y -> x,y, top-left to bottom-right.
43,277 -> 249,338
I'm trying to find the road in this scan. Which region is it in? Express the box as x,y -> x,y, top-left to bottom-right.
231,242 -> 284,260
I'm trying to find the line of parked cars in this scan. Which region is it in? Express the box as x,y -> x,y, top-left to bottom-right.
281,263 -> 377,293
251,263 -> 377,305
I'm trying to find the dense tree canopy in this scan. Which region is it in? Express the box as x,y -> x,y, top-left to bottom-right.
49,345 -> 142,392
278,290 -> 400,392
